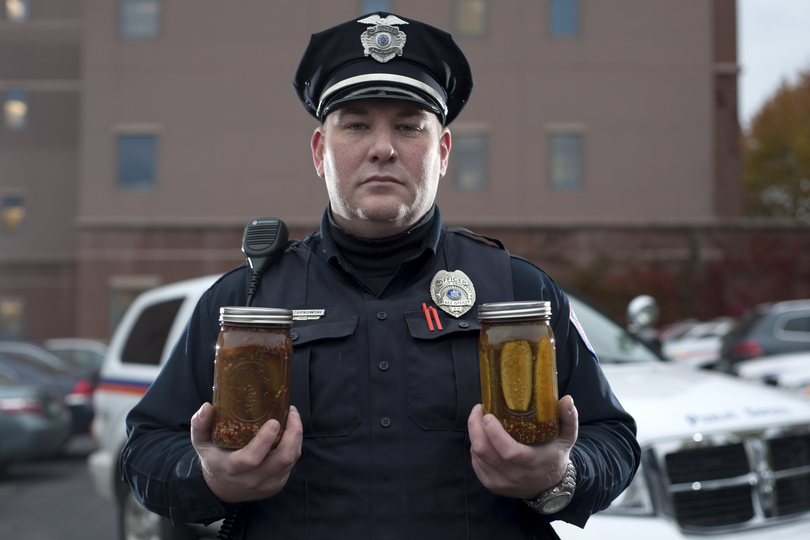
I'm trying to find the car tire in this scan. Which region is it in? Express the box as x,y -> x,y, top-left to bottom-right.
118,489 -> 197,540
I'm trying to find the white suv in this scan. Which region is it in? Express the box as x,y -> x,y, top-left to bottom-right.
89,274 -> 810,540
88,274 -> 222,540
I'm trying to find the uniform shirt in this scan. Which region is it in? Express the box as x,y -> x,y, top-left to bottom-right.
121,207 -> 640,539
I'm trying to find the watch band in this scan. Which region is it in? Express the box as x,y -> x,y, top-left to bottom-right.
523,460 -> 577,515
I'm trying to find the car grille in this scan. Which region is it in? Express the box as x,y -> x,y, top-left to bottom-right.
651,426 -> 810,533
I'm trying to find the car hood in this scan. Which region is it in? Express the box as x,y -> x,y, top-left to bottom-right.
602,362 -> 810,443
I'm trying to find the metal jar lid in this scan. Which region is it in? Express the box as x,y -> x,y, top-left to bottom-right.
219,306 -> 293,325
478,301 -> 551,321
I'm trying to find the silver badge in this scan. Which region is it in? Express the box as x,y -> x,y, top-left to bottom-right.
358,14 -> 408,63
431,270 -> 476,318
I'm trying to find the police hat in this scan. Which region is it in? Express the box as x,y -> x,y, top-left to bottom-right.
293,13 -> 473,126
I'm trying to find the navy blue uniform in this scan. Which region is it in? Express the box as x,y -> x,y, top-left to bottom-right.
121,208 -> 639,538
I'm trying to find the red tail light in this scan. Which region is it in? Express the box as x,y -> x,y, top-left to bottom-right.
0,397 -> 46,415
65,378 -> 95,405
71,378 -> 94,395
732,339 -> 764,359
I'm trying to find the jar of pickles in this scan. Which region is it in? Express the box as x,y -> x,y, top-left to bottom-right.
212,307 -> 293,449
478,301 -> 559,445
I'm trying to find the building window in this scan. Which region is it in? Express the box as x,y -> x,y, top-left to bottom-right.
454,133 -> 487,191
360,0 -> 391,14
549,0 -> 580,37
455,0 -> 487,39
0,298 -> 24,338
117,134 -> 158,190
119,0 -> 161,40
3,89 -> 28,130
4,0 -> 29,23
549,133 -> 582,190
1,195 -> 25,236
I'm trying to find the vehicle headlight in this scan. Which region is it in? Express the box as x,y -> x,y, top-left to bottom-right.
601,466 -> 654,516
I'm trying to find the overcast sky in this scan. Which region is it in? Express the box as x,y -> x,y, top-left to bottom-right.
739,0 -> 810,130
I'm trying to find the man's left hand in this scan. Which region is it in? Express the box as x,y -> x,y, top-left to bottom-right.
468,395 -> 578,499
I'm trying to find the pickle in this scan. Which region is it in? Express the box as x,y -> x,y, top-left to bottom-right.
534,338 -> 555,423
500,340 -> 533,411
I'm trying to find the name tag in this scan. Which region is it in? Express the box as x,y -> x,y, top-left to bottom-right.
292,309 -> 326,321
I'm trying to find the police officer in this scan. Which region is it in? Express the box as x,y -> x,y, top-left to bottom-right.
121,13 -> 639,539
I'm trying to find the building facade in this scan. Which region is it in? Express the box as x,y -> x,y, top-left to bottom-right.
0,0 -> 81,340
2,0 -> 746,340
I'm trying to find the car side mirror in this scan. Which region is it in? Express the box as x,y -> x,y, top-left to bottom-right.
627,295 -> 660,330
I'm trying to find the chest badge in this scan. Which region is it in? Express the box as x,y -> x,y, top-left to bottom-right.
358,14 -> 408,63
431,270 -> 476,318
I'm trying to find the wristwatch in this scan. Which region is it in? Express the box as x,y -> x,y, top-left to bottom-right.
523,460 -> 577,515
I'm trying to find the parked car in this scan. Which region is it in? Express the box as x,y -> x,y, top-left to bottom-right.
734,351 -> 810,393
44,338 -> 109,377
657,319 -> 700,343
555,295 -> 810,539
0,339 -> 97,379
661,317 -> 735,368
0,342 -> 96,434
89,275 -> 810,540
0,366 -> 73,470
718,299 -> 810,373
777,365 -> 810,396
89,275 -> 223,540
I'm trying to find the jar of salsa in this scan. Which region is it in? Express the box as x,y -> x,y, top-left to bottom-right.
478,301 -> 559,445
212,307 -> 293,449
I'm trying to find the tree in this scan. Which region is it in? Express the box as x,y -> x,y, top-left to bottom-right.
743,69 -> 810,220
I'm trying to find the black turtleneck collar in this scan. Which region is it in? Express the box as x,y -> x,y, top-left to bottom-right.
320,206 -> 440,294
329,205 -> 435,275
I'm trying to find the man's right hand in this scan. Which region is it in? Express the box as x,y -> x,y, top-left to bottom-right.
190,402 -> 303,503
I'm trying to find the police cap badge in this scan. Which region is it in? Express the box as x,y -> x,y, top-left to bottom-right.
293,12 -> 474,126
358,14 -> 408,63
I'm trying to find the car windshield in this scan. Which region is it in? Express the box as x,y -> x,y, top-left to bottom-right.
567,293 -> 660,364
679,318 -> 734,340
0,351 -> 68,375
49,348 -> 105,370
0,343 -> 70,373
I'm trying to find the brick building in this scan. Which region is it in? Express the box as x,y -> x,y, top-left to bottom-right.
0,0 -> 81,339
3,0 -> 766,341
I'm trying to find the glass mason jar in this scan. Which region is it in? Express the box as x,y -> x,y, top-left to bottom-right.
212,307 -> 293,449
478,301 -> 559,445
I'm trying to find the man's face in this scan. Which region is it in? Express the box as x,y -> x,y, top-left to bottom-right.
311,99 -> 451,238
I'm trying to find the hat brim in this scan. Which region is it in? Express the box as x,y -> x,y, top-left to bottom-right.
319,82 -> 446,122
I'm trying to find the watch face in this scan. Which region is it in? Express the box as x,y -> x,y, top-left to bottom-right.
541,493 -> 572,514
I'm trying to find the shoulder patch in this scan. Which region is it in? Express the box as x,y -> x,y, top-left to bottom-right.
569,304 -> 597,360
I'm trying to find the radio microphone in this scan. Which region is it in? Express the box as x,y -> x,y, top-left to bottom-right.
242,217 -> 289,307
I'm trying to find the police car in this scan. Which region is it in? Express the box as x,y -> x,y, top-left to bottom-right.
88,274 -> 810,540
88,274 -> 222,540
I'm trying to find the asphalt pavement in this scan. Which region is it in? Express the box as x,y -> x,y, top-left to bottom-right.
0,434 -> 117,539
